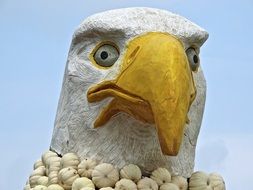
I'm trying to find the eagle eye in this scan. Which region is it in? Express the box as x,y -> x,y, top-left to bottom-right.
93,43 -> 119,67
186,48 -> 200,72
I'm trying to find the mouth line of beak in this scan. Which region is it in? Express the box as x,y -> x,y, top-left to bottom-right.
87,81 -> 155,126
87,81 -> 147,105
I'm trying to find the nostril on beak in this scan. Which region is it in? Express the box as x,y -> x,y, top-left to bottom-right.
127,46 -> 140,65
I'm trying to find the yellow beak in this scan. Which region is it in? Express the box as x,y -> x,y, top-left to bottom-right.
87,32 -> 196,156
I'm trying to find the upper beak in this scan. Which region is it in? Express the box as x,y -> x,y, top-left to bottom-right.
87,32 -> 196,156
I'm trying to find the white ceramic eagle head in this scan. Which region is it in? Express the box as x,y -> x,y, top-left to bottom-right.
50,7 -> 208,177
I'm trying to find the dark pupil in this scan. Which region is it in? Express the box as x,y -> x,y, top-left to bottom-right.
100,51 -> 109,60
193,55 -> 199,64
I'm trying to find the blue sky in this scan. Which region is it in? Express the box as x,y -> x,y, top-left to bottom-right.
0,0 -> 252,189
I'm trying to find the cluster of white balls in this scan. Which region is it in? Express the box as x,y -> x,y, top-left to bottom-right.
24,151 -> 225,190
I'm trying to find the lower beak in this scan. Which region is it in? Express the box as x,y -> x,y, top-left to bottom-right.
87,32 -> 196,156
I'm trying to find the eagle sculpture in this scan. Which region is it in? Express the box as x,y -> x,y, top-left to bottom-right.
50,7 -> 208,177
24,8 -> 226,190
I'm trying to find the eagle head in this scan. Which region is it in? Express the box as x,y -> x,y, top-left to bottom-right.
51,7 -> 208,177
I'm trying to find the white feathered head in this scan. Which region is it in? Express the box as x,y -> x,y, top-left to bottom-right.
51,7 -> 208,177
